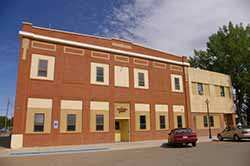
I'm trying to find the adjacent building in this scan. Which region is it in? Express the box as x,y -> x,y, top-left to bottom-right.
11,22 -> 192,148
188,68 -> 235,136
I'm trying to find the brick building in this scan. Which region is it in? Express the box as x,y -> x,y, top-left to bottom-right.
11,22 -> 235,149
11,22 -> 192,148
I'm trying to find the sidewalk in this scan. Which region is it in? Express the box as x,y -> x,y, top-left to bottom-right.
0,136 -> 216,158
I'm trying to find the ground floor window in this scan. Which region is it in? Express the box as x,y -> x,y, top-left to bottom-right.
203,115 -> 214,127
160,115 -> 166,129
67,114 -> 76,131
177,116 -> 183,128
140,115 -> 146,129
96,114 -> 104,131
34,113 -> 44,132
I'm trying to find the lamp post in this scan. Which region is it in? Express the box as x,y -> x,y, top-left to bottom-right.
205,99 -> 212,139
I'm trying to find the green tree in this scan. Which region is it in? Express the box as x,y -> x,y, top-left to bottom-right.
189,22 -> 250,125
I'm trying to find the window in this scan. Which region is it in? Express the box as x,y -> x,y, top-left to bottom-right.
96,67 -> 104,82
203,115 -> 208,127
220,86 -> 225,97
160,115 -> 166,129
115,121 -> 120,130
38,59 -> 48,77
138,72 -> 145,86
209,116 -> 214,127
96,114 -> 104,131
177,116 -> 183,128
140,115 -> 146,129
67,114 -> 76,131
34,113 -> 44,132
203,116 -> 214,127
174,77 -> 180,90
171,75 -> 183,92
134,69 -> 149,89
197,83 -> 204,95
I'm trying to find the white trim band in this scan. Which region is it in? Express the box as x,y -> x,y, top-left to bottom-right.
19,31 -> 190,66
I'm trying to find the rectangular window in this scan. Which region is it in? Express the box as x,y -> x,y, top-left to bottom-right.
140,115 -> 146,129
174,77 -> 180,90
138,72 -> 145,86
197,83 -> 204,95
209,116 -> 214,127
96,67 -> 104,82
177,115 -> 183,128
160,115 -> 166,129
203,115 -> 208,127
34,113 -> 44,132
96,114 -> 104,131
203,116 -> 214,127
67,114 -> 76,131
220,86 -> 225,97
38,59 -> 48,77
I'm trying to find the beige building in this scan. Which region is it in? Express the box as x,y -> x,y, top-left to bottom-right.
188,68 -> 236,136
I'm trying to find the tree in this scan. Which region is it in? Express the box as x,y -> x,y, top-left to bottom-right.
189,22 -> 250,125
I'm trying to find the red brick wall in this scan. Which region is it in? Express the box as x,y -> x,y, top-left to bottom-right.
13,23 -> 191,147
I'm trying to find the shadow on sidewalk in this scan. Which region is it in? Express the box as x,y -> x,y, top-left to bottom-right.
160,142 -> 193,149
0,135 -> 10,148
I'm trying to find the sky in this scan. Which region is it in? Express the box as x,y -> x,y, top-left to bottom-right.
0,0 -> 249,117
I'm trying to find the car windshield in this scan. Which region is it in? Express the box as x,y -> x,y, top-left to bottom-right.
174,128 -> 192,133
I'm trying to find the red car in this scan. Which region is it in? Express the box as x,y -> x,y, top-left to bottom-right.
168,128 -> 198,147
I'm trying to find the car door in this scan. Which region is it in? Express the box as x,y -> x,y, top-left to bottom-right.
221,127 -> 231,138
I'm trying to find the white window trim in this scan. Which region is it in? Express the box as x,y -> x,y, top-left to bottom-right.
30,54 -> 55,81
171,74 -> 183,92
134,68 -> 149,89
90,62 -> 109,85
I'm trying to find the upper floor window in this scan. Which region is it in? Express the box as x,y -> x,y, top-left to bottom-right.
138,72 -> 145,87
220,86 -> 225,97
91,62 -> 109,85
174,77 -> 180,90
38,59 -> 48,77
96,67 -> 104,82
30,54 -> 55,80
197,83 -> 204,95
171,74 -> 183,92
134,69 -> 149,89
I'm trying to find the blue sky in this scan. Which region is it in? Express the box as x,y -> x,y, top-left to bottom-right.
0,0 -> 249,116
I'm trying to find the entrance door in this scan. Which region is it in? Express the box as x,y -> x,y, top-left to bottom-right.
115,119 -> 129,142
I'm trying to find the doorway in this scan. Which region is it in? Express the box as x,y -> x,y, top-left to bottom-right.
115,119 -> 129,142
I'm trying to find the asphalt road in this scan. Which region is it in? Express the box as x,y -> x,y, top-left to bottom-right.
1,141 -> 250,166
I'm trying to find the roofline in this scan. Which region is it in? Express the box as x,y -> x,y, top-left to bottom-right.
19,30 -> 190,66
25,22 -> 185,58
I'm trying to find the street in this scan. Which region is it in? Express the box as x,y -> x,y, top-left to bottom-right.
1,141 -> 250,166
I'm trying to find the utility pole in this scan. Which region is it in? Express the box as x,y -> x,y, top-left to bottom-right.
4,97 -> 10,130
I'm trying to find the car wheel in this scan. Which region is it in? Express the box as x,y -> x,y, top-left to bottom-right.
218,135 -> 223,141
233,135 -> 240,142
192,142 -> 196,147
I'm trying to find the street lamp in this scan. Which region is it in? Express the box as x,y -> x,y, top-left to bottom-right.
205,99 -> 212,139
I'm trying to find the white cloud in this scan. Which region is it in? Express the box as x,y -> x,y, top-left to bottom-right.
100,0 -> 250,56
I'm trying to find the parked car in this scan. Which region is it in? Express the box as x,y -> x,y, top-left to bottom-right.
168,128 -> 198,147
217,126 -> 250,141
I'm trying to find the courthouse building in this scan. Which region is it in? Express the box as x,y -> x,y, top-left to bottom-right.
11,22 -> 235,149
